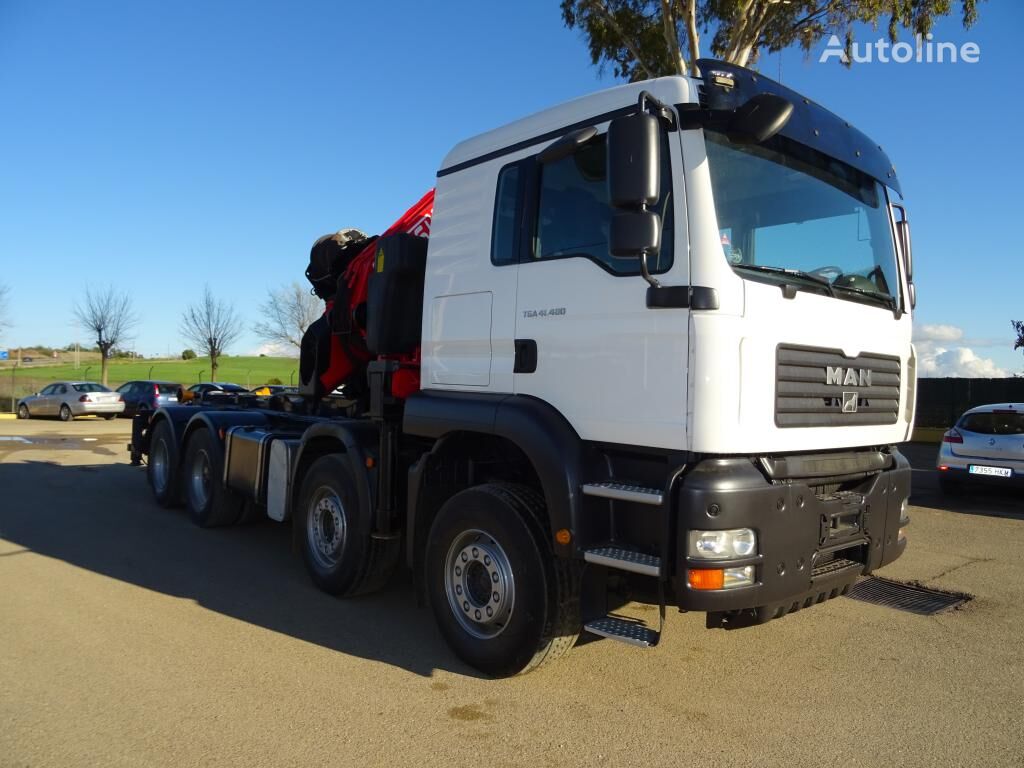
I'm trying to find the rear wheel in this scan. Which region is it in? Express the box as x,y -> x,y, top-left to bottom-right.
182,428 -> 241,527
59,404 -> 73,422
297,454 -> 398,596
425,483 -> 582,677
148,419 -> 180,507
103,414 -> 117,420
16,403 -> 29,419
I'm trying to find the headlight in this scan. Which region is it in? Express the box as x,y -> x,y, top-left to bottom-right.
687,528 -> 757,560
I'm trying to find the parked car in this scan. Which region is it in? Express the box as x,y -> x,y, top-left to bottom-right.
187,382 -> 249,396
251,384 -> 298,396
17,381 -> 125,421
115,380 -> 183,417
936,403 -> 1024,492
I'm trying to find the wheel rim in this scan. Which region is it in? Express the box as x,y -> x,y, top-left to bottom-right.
307,486 -> 347,569
189,449 -> 211,510
151,438 -> 169,494
61,406 -> 71,420
444,529 -> 516,640
18,405 -> 27,418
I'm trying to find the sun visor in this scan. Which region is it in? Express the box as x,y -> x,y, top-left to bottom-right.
692,59 -> 901,196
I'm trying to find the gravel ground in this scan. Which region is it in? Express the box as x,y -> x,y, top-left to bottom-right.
1,418 -> 1021,767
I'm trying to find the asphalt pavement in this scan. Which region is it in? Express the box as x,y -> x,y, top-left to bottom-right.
1,418 -> 1021,767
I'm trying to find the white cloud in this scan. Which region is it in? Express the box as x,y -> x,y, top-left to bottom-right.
914,323 -> 1009,377
913,324 -> 963,343
251,342 -> 296,357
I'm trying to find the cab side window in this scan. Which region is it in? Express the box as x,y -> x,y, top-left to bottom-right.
532,133 -> 673,275
490,164 -> 521,266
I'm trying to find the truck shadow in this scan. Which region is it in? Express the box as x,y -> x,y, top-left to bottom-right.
0,458 -> 484,679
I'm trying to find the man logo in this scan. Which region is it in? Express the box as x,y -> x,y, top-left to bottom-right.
826,366 -> 872,387
842,392 -> 859,413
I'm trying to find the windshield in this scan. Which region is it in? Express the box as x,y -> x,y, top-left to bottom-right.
73,383 -> 110,393
960,412 -> 1024,435
705,132 -> 900,307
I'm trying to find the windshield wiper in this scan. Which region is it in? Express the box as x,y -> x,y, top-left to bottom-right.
732,264 -> 835,297
830,282 -> 897,309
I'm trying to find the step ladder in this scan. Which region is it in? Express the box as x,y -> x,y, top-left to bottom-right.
580,480 -> 669,648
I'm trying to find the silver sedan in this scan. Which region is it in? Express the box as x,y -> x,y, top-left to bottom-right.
936,403 -> 1024,492
16,381 -> 125,421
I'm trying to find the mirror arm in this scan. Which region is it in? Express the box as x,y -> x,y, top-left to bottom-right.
639,251 -> 660,288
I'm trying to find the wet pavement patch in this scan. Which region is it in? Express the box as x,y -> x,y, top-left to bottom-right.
846,577 -> 972,615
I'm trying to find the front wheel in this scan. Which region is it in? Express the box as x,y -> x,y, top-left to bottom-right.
17,403 -> 29,419
59,404 -> 73,422
425,484 -> 581,677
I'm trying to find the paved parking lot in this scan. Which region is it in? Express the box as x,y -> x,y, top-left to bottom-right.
1,418 -> 1021,767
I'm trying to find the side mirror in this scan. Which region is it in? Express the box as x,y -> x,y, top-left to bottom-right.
892,203 -> 915,310
611,211 -> 661,257
895,219 -> 913,280
607,112 -> 660,209
727,94 -> 793,144
607,111 -> 662,261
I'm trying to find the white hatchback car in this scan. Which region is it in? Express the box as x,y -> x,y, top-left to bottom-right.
936,403 -> 1024,493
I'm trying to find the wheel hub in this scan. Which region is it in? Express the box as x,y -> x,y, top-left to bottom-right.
444,530 -> 515,639
190,449 -> 211,509
308,489 -> 346,568
151,440 -> 168,493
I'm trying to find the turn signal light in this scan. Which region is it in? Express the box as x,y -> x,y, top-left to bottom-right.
687,568 -> 725,590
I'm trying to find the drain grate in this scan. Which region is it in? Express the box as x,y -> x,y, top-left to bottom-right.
845,577 -> 971,615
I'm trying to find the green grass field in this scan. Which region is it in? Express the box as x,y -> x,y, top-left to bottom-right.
0,356 -> 299,410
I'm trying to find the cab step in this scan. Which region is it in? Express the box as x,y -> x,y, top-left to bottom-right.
583,616 -> 659,648
583,546 -> 661,577
582,482 -> 663,505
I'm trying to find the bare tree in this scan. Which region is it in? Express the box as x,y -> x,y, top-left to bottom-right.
253,282 -> 322,353
73,286 -> 139,386
180,285 -> 243,381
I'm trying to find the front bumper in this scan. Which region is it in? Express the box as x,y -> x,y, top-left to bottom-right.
673,448 -> 910,622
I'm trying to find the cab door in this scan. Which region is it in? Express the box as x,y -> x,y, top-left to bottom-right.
511,128 -> 690,450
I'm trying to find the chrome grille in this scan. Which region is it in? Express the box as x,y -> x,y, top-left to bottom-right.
776,345 -> 901,428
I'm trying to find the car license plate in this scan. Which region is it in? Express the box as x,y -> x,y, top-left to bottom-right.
968,465 -> 1012,478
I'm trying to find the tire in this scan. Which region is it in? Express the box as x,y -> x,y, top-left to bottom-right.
59,404 -> 73,422
147,419 -> 181,507
181,427 -> 242,527
103,414 -> 117,420
297,454 -> 399,597
16,403 -> 29,419
424,483 -> 582,677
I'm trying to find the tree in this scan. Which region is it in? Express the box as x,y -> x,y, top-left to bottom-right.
180,285 -> 243,381
73,286 -> 138,386
560,0 -> 980,79
1013,320 -> 1024,360
253,282 -> 322,353
181,348 -> 197,360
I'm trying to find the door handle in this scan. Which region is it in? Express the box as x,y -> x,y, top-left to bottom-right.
514,339 -> 537,373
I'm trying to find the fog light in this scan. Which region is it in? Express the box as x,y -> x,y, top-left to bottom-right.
723,565 -> 755,589
687,528 -> 757,560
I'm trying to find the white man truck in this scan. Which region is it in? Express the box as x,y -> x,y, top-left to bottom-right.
131,59 -> 916,677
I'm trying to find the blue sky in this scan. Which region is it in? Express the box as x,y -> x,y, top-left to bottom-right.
1,0 -> 1021,375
